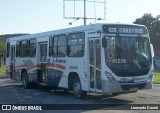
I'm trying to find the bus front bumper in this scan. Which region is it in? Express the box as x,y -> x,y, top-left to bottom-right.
101,80 -> 152,94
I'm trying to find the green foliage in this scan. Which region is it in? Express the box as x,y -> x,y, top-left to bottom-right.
0,65 -> 6,73
0,33 -> 29,40
154,72 -> 160,84
134,13 -> 160,52
0,34 -> 29,55
0,39 -> 6,54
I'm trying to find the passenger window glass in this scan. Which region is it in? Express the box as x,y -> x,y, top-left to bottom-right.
53,35 -> 67,57
20,40 -> 28,57
68,32 -> 85,57
29,39 -> 36,57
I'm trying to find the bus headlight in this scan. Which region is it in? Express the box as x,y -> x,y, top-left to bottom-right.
105,71 -> 117,82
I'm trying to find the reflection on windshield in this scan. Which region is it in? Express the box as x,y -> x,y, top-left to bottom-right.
105,36 -> 152,77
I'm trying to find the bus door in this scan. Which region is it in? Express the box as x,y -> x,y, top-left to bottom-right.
10,46 -> 15,79
89,38 -> 102,92
39,42 -> 48,83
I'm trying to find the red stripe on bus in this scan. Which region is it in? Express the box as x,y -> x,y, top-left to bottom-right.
47,64 -> 65,70
15,64 -> 26,69
27,64 -> 41,72
14,63 -> 65,72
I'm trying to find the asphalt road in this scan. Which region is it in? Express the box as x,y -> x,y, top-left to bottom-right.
0,75 -> 160,113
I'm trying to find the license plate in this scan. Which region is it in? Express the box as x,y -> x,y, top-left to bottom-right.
129,87 -> 138,92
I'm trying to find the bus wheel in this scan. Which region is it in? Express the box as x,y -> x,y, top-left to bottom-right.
22,72 -> 30,89
73,77 -> 87,99
111,93 -> 120,96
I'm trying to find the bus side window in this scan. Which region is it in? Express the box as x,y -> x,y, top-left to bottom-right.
67,32 -> 85,57
20,40 -> 28,57
53,36 -> 58,57
57,35 -> 67,57
49,36 -> 52,57
6,42 -> 10,58
16,41 -> 20,57
52,35 -> 67,57
29,39 -> 36,57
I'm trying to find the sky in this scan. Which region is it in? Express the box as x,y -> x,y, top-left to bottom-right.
0,0 -> 160,35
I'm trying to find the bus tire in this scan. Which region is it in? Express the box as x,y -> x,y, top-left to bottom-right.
111,93 -> 120,96
22,72 -> 30,89
73,77 -> 87,99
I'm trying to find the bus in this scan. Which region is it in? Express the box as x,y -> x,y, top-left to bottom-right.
6,23 -> 154,98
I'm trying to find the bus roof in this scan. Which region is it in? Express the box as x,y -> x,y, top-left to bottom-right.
7,23 -> 146,42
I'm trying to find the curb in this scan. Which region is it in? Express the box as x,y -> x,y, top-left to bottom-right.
0,73 -> 5,75
153,84 -> 160,87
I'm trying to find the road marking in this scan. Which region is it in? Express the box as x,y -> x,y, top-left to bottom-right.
23,96 -> 32,99
19,99 -> 25,102
15,92 -> 22,96
32,92 -> 46,96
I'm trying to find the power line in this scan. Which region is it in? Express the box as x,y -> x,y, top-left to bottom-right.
63,0 -> 106,25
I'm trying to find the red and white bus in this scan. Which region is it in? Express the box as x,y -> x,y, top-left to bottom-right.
6,23 -> 154,98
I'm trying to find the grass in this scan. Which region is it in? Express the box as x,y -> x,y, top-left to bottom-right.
153,72 -> 160,84
0,65 -> 6,73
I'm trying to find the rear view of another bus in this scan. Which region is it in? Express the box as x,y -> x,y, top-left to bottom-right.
101,24 -> 154,94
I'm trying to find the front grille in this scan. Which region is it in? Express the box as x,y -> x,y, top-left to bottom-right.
121,83 -> 146,91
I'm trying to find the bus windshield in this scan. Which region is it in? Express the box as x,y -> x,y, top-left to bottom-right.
104,36 -> 152,77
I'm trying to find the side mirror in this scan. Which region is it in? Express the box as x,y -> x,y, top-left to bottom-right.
102,36 -> 107,48
150,44 -> 154,57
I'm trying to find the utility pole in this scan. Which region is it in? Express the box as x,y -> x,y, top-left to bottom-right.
84,0 -> 86,25
63,0 -> 106,25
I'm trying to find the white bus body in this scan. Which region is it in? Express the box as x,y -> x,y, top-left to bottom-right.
6,23 -> 154,98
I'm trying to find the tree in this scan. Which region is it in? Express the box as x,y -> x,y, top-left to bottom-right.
0,34 -> 29,66
0,33 -> 29,55
0,39 -> 6,66
0,39 -> 6,55
134,13 -> 160,53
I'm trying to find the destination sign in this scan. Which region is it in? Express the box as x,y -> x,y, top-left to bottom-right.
103,25 -> 148,35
